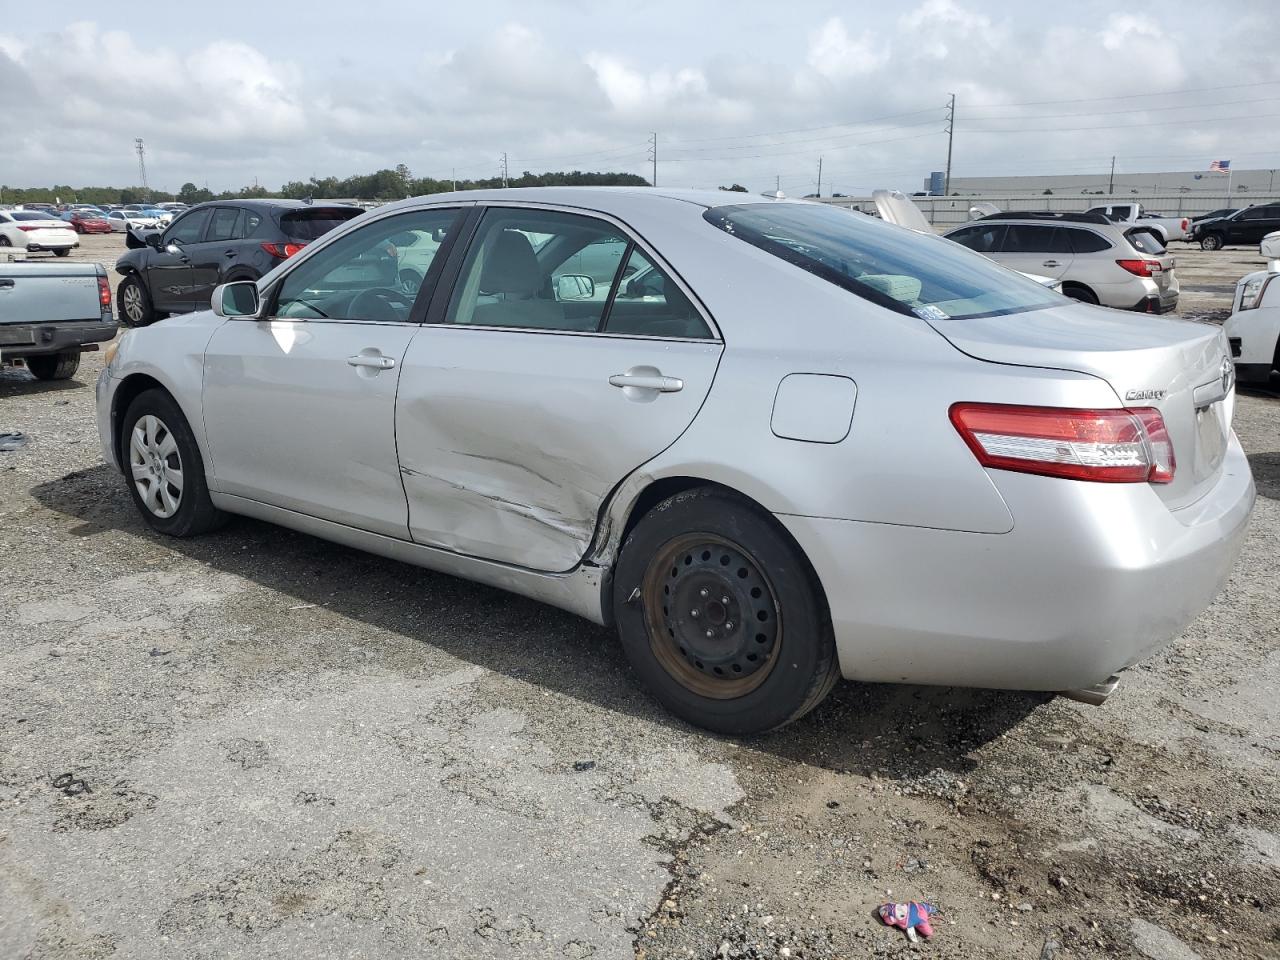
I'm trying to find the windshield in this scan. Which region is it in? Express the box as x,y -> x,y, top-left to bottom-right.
704,203 -> 1062,321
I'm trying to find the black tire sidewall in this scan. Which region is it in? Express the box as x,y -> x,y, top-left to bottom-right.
1064,286 -> 1097,304
26,351 -> 79,380
117,275 -> 153,328
121,389 -> 218,537
612,488 -> 835,735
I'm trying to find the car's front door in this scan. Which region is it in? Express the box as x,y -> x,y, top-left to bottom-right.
148,207 -> 211,313
201,206 -> 466,537
395,205 -> 724,572
186,206 -> 243,309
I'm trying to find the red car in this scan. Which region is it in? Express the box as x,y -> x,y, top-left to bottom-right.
62,211 -> 113,234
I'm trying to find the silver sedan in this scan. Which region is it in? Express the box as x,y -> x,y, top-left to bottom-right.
95,188 -> 1255,733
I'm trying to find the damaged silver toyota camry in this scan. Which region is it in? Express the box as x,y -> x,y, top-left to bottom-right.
96,188 -> 1255,734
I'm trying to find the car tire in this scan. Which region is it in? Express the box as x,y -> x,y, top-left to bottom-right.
1201,234 -> 1223,251
54,248 -> 70,257
25,350 -> 80,381
118,274 -> 157,327
120,389 -> 228,538
612,486 -> 839,735
1063,285 -> 1098,305
0,236 -> 10,247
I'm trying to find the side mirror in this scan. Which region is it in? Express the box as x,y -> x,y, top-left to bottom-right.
165,241 -> 186,258
212,281 -> 262,319
555,274 -> 595,301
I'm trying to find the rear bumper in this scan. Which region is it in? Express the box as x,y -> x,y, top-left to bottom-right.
1132,292 -> 1178,314
24,239 -> 78,251
0,319 -> 117,358
780,434 -> 1255,692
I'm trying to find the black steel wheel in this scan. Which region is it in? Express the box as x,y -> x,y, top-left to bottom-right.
613,486 -> 839,734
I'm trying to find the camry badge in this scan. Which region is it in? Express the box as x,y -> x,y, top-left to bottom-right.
1124,388 -> 1166,401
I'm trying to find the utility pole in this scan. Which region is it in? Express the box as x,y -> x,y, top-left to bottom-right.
776,174 -> 780,193
817,156 -> 823,198
501,153 -> 508,189
1108,155 -> 1116,195
135,138 -> 149,201
648,132 -> 658,187
452,168 -> 457,191
944,94 -> 955,196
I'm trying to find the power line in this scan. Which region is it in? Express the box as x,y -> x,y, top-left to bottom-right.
964,95 -> 1280,121
663,129 -> 943,163
662,115 -> 946,157
966,111 -> 1280,134
664,105 -> 947,146
965,79 -> 1280,109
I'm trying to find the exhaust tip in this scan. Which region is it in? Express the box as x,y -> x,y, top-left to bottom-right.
1060,674 -> 1122,707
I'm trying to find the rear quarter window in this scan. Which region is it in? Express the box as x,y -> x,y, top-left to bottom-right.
1067,229 -> 1112,254
1125,229 -> 1166,255
281,208 -> 363,241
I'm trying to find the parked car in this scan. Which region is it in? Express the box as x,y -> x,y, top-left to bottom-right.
1190,207 -> 1238,224
1187,204 -> 1280,250
114,200 -> 363,326
104,210 -> 160,233
1083,203 -> 1189,243
945,212 -> 1178,313
60,210 -> 114,234
95,188 -> 1253,733
16,202 -> 56,213
0,256 -> 116,380
0,210 -> 79,256
138,207 -> 175,225
1223,231 -> 1280,385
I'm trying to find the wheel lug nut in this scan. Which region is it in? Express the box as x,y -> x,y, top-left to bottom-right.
705,629 -> 714,639
725,621 -> 734,630
689,609 -> 699,618
699,588 -> 709,598
721,596 -> 730,605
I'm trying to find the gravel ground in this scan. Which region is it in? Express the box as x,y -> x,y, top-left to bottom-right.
1,237 -> 1278,959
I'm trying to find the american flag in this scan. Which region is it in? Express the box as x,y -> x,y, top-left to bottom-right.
1209,160 -> 1231,173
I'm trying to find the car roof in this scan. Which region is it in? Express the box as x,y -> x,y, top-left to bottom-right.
185,198 -> 366,213
366,186 -> 805,219
948,217 -> 1130,239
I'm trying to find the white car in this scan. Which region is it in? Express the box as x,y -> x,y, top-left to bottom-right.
1224,231 -> 1280,386
0,210 -> 78,255
105,210 -> 160,233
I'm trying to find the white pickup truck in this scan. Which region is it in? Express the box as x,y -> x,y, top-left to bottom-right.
1084,203 -> 1190,243
0,252 -> 117,380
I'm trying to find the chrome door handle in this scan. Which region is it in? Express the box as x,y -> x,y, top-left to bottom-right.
1042,260 -> 1060,267
347,354 -> 396,370
608,373 -> 683,392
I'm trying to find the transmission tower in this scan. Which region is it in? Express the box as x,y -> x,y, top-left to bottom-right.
135,138 -> 149,200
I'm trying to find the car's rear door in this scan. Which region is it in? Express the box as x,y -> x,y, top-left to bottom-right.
394,204 -> 723,573
996,224 -> 1074,279
186,206 -> 242,308
201,205 -> 466,538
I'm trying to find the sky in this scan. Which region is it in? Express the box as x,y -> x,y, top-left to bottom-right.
1,0 -> 1278,196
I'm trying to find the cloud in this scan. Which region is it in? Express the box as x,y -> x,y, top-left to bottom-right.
806,18 -> 889,79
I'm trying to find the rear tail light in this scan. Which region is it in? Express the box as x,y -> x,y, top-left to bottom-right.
1116,258 -> 1161,277
950,403 -> 1175,484
17,225 -> 40,232
98,276 -> 111,309
261,241 -> 307,259
1180,218 -> 1189,231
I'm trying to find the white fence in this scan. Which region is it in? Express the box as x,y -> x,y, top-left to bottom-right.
817,194 -> 1280,228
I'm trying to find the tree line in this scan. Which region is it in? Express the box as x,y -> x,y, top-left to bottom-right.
0,167 -> 650,206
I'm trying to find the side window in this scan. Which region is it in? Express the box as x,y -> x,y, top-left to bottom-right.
165,208 -> 211,245
239,209 -> 263,238
605,247 -> 711,339
207,207 -> 240,243
948,224 -> 1005,253
1066,229 -> 1111,254
1003,225 -> 1068,254
445,209 -> 628,332
273,208 -> 460,323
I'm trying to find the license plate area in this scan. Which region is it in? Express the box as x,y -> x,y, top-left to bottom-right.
0,326 -> 36,346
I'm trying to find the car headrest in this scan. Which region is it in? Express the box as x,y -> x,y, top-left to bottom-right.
481,230 -> 542,297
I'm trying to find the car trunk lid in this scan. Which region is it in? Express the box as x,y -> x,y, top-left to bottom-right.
927,302 -> 1235,509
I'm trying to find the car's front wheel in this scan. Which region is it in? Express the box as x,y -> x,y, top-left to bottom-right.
612,487 -> 839,734
118,275 -> 157,327
1200,234 -> 1224,251
121,389 -> 227,537
54,248 -> 70,257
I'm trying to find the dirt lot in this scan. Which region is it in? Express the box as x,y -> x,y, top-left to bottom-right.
1,237 -> 1278,959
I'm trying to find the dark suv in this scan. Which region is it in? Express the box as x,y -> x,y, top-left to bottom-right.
1187,203 -> 1280,250
114,199 -> 363,326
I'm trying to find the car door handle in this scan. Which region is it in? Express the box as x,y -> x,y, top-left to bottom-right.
0,279 -> 13,288
608,372 -> 683,392
1041,260 -> 1060,268
347,354 -> 396,370
224,249 -> 236,257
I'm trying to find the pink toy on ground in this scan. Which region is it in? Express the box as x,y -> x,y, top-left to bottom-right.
878,900 -> 937,942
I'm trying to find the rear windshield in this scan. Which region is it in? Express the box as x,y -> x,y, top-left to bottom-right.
280,208 -> 363,240
12,211 -> 54,221
704,203 -> 1061,321
1126,228 -> 1167,255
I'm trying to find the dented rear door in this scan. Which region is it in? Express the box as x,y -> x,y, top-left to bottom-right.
395,327 -> 721,572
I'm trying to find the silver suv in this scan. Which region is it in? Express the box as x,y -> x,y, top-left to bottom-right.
945,213 -> 1179,313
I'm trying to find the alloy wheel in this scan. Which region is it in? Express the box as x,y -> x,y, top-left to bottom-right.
641,533 -> 781,699
122,283 -> 144,324
129,414 -> 184,518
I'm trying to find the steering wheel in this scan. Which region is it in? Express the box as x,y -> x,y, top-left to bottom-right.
349,287 -> 415,323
